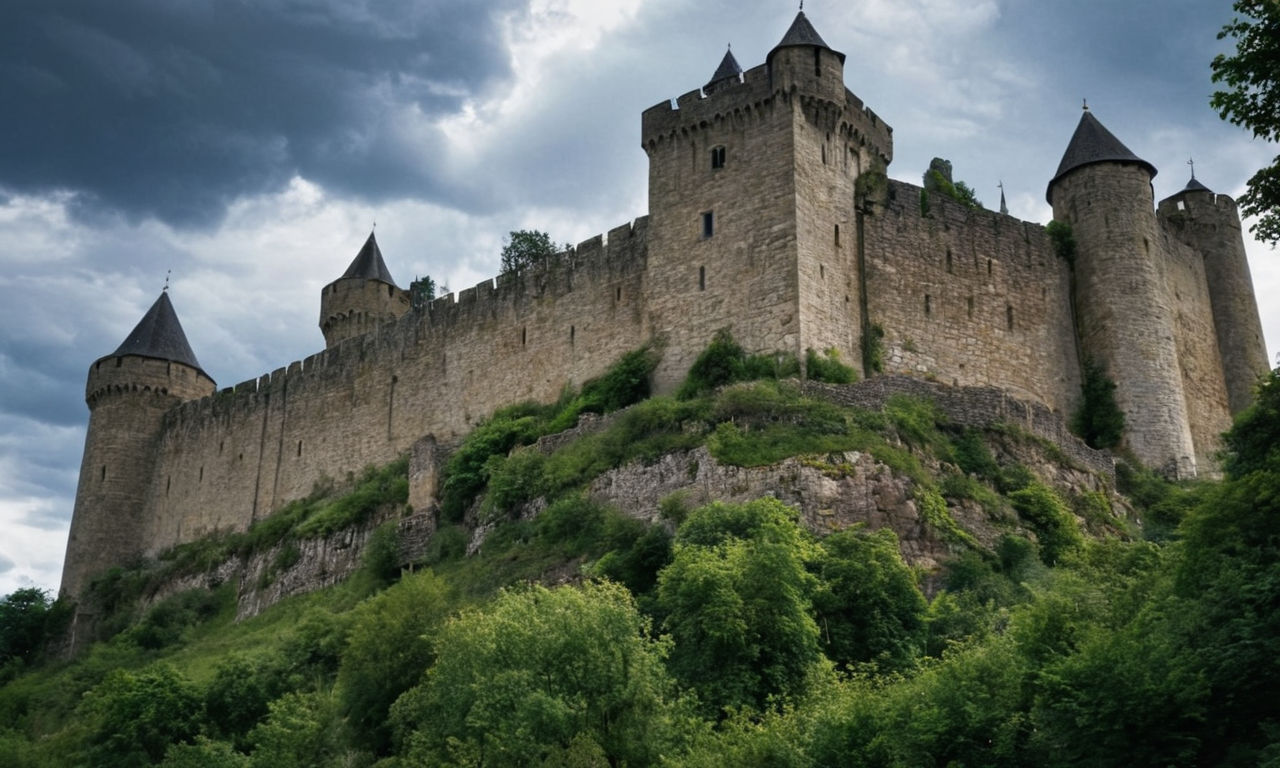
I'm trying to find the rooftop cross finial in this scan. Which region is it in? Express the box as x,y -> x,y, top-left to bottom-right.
1082,98 -> 1089,111
1187,157 -> 1196,179
163,269 -> 170,293
799,0 -> 803,10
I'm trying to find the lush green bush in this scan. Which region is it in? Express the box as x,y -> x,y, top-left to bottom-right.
83,665 -> 203,766
1010,483 -> 1083,565
1071,358 -> 1125,449
805,347 -> 857,383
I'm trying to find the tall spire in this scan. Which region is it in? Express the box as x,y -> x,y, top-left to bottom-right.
1047,109 -> 1156,204
341,231 -> 398,286
998,181 -> 1009,215
110,291 -> 206,375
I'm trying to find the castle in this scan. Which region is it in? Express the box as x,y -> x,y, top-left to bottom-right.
60,11 -> 1268,598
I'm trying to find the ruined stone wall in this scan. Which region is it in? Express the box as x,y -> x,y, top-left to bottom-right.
142,220 -> 649,553
861,179 -> 1082,416
642,64 -> 802,391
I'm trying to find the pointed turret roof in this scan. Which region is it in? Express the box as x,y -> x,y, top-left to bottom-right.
707,47 -> 743,89
1182,175 -> 1211,193
1047,109 -> 1157,203
768,11 -> 845,64
110,291 -> 206,374
340,232 -> 398,286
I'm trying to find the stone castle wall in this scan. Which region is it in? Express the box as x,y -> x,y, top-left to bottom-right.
139,219 -> 650,553
861,179 -> 1083,415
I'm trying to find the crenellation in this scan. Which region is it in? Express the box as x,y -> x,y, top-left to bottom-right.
62,11 -> 1263,599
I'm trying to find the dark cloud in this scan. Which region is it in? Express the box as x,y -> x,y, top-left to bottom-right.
0,0 -> 521,228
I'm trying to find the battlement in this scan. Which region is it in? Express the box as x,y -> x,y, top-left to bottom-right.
1157,189 -> 1240,220
641,62 -> 892,163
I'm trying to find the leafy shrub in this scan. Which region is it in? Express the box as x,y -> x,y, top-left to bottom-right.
863,322 -> 886,374
535,494 -> 610,555
952,428 -> 999,479
1072,359 -> 1125,449
361,522 -> 401,586
1010,483 -> 1083,565
806,347 -> 857,383
677,329 -> 801,398
1046,219 -> 1076,263
126,588 -> 224,650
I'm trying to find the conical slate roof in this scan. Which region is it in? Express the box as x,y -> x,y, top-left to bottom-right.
1182,175 -> 1211,193
1047,110 -> 1157,203
768,11 -> 845,64
110,291 -> 206,374
707,48 -> 743,88
340,232 -> 398,286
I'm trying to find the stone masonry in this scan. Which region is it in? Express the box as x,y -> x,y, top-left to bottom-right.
61,11 -> 1268,597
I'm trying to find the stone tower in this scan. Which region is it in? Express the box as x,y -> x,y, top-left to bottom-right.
61,291 -> 215,597
1048,108 -> 1197,477
641,11 -> 892,390
320,232 -> 411,348
1158,174 -> 1269,415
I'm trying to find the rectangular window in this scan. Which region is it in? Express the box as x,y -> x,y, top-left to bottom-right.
702,211 -> 714,239
699,266 -> 706,291
711,146 -> 726,169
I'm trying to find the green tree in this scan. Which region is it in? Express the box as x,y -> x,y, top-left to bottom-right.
1220,366 -> 1280,477
336,570 -> 449,754
204,655 -> 279,748
391,581 -> 681,766
247,691 -> 343,768
83,665 -> 203,766
657,498 -> 821,714
162,737 -> 250,767
1212,0 -> 1280,245
811,526 -> 927,672
500,229 -> 563,273
0,588 -> 58,667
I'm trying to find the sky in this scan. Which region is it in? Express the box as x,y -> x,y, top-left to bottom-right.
1,0 -> 1276,596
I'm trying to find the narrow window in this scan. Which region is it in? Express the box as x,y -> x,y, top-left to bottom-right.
115,357 -> 123,368
199,466 -> 203,482
615,286 -> 622,302
166,476 -> 171,495
1143,237 -> 1150,255
821,144 -> 827,165
1177,200 -> 1186,211
387,284 -> 394,297
521,327 -> 527,346
834,224 -> 841,247
570,325 -> 575,344
219,440 -> 224,454
702,211 -> 714,239
987,258 -> 993,276
297,440 -> 303,457
925,294 -> 932,317
699,265 -> 706,291
711,146 -> 726,170
814,47 -> 821,77
100,466 -> 106,481
1006,305 -> 1015,330
946,249 -> 953,274
967,296 -> 974,318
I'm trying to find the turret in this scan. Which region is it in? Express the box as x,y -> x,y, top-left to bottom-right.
766,10 -> 846,103
1047,107 -> 1197,477
320,232 -> 411,348
61,291 -> 215,598
1158,173 -> 1269,415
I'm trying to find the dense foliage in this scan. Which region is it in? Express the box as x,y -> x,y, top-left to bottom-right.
498,229 -> 565,274
1211,0 -> 1280,245
5,358 -> 1280,766
1071,358 -> 1125,449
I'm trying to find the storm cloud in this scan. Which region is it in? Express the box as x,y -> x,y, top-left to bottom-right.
0,0 -> 524,227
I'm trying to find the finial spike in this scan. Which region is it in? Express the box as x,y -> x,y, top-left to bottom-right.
163,269 -> 171,293
1082,98 -> 1089,111
799,0 -> 803,10
1187,157 -> 1196,179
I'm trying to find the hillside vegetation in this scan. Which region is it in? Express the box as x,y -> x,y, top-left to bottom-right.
2,344 -> 1279,767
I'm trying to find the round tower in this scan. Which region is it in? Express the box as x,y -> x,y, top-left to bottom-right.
1157,175 -> 1269,415
765,10 -> 846,104
62,291 -> 215,598
1047,107 -> 1197,477
320,232 -> 411,348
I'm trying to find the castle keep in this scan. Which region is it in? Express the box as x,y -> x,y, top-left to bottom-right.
61,12 -> 1268,597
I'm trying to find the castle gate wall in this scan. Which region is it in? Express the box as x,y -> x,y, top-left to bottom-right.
143,221 -> 650,552
861,179 -> 1082,415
